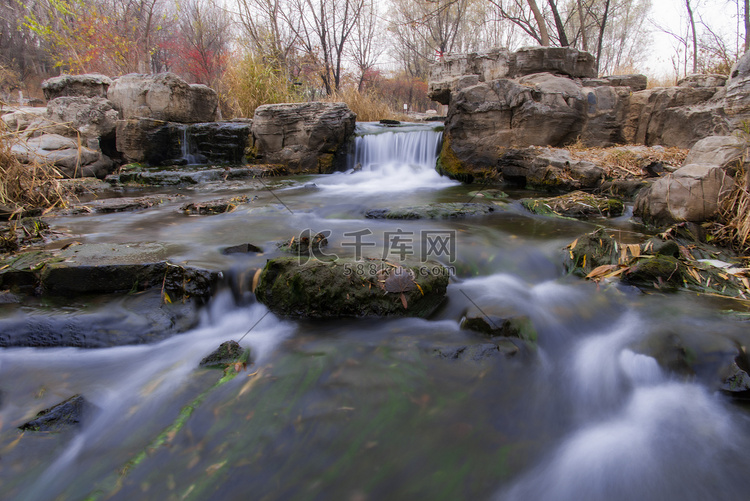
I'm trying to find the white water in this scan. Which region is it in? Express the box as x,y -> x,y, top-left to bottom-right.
180,125 -> 200,165
315,122 -> 457,194
1,293 -> 291,501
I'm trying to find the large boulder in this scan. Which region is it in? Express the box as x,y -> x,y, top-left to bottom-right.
428,47 -> 597,105
42,74 -> 112,100
115,118 -> 179,164
249,102 -> 356,173
254,257 -> 449,318
725,50 -> 750,128
107,73 -> 218,123
10,133 -> 112,178
46,96 -> 119,147
623,86 -> 728,148
634,135 -> 744,224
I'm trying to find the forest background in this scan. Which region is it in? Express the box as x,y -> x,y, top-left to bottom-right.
0,0 -> 747,119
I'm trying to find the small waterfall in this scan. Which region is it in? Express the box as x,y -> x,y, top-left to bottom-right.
317,122 -> 457,194
178,124 -> 200,165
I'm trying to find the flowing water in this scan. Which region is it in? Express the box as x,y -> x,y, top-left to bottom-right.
2,123 -> 750,500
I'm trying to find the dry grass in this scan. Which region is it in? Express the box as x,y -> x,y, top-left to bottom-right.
567,142 -> 689,179
222,54 -> 302,118
710,168 -> 750,254
323,87 -> 406,122
0,122 -> 70,217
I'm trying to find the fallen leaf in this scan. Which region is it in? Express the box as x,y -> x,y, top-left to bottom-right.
586,264 -> 620,279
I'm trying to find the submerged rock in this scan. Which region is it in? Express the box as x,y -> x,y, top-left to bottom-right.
461,304 -> 536,341
199,340 -> 251,368
254,257 -> 449,318
430,341 -> 520,362
18,394 -> 92,432
365,203 -> 496,220
276,231 -> 329,255
181,196 -> 248,215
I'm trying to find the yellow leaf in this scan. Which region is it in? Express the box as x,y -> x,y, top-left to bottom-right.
415,283 -> 424,295
582,255 -> 586,268
628,244 -> 641,258
586,264 -> 619,279
569,238 -> 578,250
163,291 -> 172,304
620,247 -> 628,264
742,277 -> 750,290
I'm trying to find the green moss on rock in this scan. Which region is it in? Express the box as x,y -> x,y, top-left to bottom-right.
254,257 -> 449,318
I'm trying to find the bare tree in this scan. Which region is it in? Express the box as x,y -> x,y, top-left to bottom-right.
234,0 -> 300,70
685,0 -> 698,72
350,0 -> 383,91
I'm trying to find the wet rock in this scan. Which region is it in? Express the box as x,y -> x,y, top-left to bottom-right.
720,356 -> 750,398
18,395 -> 92,432
42,74 -> 112,100
112,165 -> 265,185
254,257 -> 449,318
430,341 -> 520,361
181,196 -> 248,215
0,291 -> 200,347
598,178 -> 651,200
622,256 -> 685,291
65,195 -> 183,214
199,340 -> 250,368
222,243 -> 263,255
108,72 -> 219,123
277,231 -> 329,255
249,102 -> 356,173
365,203 -> 496,220
563,229 -> 621,277
521,191 -> 623,219
461,304 -> 536,341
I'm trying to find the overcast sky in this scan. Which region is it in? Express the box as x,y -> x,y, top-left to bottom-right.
644,0 -> 743,78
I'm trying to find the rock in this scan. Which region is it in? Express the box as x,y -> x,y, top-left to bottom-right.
493,148 -> 604,190
563,229 -> 621,277
45,96 -> 119,145
107,72 -> 218,123
522,191 -> 624,219
678,74 -> 728,88
598,178 -> 651,200
512,46 -> 597,79
579,84 -> 631,146
1,108 -> 48,134
185,121 -> 252,164
254,257 -> 449,318
428,47 -> 596,105
112,165 -> 265,186
199,340 -> 250,368
115,118 -> 178,164
65,194 -> 183,214
249,102 -> 356,173
277,231 -> 329,255
10,133 -> 110,178
634,136 -> 742,224
365,203 -> 496,220
430,341 -> 520,361
222,243 -> 263,255
602,74 -> 648,91
625,87 -> 728,148
0,290 -> 200,347
181,196 -> 248,215
719,356 -> 750,398
428,48 -> 513,104
18,394 -> 92,432
461,303 -> 536,341
42,74 -> 112,100
622,255 -> 685,291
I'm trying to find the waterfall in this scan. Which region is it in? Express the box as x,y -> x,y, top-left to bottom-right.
179,124 -> 200,165
316,122 -> 457,194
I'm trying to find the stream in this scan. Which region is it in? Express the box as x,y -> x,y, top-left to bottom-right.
2,122 -> 750,500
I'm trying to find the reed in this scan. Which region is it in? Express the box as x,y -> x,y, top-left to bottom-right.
323,87 -> 405,122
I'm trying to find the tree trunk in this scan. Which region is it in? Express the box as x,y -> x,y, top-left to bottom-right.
577,0 -> 588,51
595,0 -> 610,72
745,0 -> 749,52
527,0 -> 550,46
547,0 -> 569,46
685,0 -> 698,73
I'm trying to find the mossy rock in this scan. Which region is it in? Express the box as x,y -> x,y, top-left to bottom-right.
563,229 -> 621,277
365,203 -> 496,220
461,305 -> 537,342
254,257 -> 449,318
199,340 -> 251,369
622,256 -> 686,291
181,196 -> 248,215
522,191 -> 624,219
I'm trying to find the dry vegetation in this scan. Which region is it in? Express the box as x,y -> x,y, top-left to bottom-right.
567,142 -> 689,179
0,123 -> 70,217
323,87 -> 406,122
